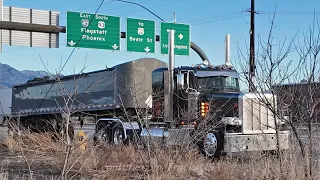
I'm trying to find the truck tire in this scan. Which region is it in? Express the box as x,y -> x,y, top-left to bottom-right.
111,123 -> 125,146
93,122 -> 110,146
198,131 -> 223,159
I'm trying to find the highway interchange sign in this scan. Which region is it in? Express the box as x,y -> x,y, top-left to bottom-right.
160,22 -> 190,56
66,11 -> 120,50
126,18 -> 155,53
66,11 -> 191,55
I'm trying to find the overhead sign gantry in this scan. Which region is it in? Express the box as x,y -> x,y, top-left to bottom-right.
0,1 -> 210,64
0,0 -> 59,52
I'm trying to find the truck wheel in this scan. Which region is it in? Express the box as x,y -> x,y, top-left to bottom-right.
112,123 -> 125,146
93,122 -> 110,146
199,131 -> 223,159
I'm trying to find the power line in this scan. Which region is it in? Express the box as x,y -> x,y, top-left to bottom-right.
112,0 -> 164,20
76,0 -> 151,14
188,12 -> 248,26
257,10 -> 320,16
58,0 -> 152,16
58,0 -> 111,15
115,0 -> 189,16
182,11 -> 247,23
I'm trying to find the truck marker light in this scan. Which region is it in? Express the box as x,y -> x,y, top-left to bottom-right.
200,102 -> 209,117
154,101 -> 162,116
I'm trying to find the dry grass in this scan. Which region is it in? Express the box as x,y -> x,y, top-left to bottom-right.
1,130 -> 320,180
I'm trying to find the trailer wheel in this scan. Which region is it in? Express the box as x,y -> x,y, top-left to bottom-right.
199,131 -> 223,159
93,122 -> 110,146
111,123 -> 125,146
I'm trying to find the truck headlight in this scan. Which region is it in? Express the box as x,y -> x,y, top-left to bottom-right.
221,117 -> 242,126
276,116 -> 287,125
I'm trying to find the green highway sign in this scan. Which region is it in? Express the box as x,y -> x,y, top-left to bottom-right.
160,22 -> 190,56
126,18 -> 155,53
66,11 -> 120,50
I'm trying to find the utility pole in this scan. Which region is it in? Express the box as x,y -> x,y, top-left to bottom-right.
249,0 -> 255,92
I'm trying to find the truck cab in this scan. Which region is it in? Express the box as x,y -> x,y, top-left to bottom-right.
146,62 -> 290,158
151,63 -> 241,130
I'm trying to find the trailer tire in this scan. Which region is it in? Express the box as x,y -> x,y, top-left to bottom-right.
111,123 -> 125,146
93,122 -> 110,146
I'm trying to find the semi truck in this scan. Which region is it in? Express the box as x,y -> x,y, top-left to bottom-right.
7,35 -> 290,158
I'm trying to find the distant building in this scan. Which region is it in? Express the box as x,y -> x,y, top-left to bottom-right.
273,82 -> 320,124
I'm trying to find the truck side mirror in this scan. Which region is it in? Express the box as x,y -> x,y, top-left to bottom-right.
176,73 -> 185,90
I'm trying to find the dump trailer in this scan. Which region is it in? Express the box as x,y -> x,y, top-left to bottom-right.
0,88 -> 12,125
10,58 -> 166,135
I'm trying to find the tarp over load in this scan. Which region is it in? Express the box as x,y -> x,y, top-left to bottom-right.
11,58 -> 167,116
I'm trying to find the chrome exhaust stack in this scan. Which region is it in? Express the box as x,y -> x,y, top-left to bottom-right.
225,34 -> 231,66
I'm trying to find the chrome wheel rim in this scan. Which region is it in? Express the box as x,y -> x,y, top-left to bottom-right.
101,131 -> 108,142
113,129 -> 123,145
203,133 -> 218,156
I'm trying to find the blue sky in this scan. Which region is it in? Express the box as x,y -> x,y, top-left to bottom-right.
0,0 -> 319,89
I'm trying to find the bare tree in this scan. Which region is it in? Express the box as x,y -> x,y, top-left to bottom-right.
237,10 -> 320,178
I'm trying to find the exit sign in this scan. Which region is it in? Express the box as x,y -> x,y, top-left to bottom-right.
66,11 -> 121,50
160,22 -> 190,56
126,18 -> 155,53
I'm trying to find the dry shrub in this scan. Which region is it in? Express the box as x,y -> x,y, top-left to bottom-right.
0,168 -> 8,180
3,132 -> 63,155
2,132 -> 320,180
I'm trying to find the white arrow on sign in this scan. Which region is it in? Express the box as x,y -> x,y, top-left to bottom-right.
178,33 -> 184,40
112,44 -> 119,50
144,47 -> 150,53
68,40 -> 76,46
178,33 -> 183,40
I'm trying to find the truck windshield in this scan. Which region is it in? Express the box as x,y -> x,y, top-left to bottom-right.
197,76 -> 240,92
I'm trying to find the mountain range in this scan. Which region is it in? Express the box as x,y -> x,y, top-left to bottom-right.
0,63 -> 51,89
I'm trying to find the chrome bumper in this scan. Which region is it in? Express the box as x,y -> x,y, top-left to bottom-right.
223,131 -> 290,153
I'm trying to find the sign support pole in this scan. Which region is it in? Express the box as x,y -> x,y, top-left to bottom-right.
168,29 -> 175,126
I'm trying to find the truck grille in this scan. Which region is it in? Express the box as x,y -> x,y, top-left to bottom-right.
239,93 -> 276,134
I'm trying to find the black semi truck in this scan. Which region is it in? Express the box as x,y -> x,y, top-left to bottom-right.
7,56 -> 290,158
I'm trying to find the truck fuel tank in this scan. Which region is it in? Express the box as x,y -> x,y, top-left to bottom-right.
140,126 -> 194,147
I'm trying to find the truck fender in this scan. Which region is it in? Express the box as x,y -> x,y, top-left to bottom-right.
96,118 -> 140,139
